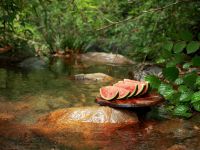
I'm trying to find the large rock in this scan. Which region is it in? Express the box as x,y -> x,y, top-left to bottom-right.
18,57 -> 46,70
78,52 -> 135,65
31,106 -> 138,149
128,64 -> 162,81
74,72 -> 113,82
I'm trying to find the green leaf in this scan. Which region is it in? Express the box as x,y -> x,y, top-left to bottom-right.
163,67 -> 179,82
156,57 -> 166,64
193,102 -> 200,112
192,56 -> 200,67
183,73 -> 198,88
179,92 -> 192,102
182,62 -> 192,69
158,83 -> 175,99
163,41 -> 173,51
175,78 -> 183,85
191,91 -> 200,103
186,41 -> 200,54
178,85 -> 191,93
173,41 -> 186,53
173,105 -> 192,118
145,75 -> 161,89
179,31 -> 193,41
196,76 -> 200,86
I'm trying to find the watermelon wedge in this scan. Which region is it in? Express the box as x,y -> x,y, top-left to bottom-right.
115,86 -> 130,99
124,79 -> 148,96
114,82 -> 138,98
100,86 -> 119,100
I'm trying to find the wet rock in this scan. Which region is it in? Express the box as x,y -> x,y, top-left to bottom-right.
167,144 -> 187,150
0,101 -> 31,119
0,122 -> 32,143
0,113 -> 15,123
31,106 -> 138,149
78,52 -> 135,65
153,119 -> 198,141
129,64 -> 162,81
74,72 -> 113,82
18,57 -> 46,70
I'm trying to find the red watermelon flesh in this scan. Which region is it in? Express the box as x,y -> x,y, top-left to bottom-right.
100,86 -> 119,100
124,79 -> 147,96
115,86 -> 130,99
124,79 -> 149,92
114,82 -> 138,98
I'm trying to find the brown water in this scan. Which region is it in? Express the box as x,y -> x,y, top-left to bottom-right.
0,62 -> 200,150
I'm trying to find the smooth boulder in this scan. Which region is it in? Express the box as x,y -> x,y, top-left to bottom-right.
74,72 -> 113,82
78,52 -> 135,65
31,106 -> 138,149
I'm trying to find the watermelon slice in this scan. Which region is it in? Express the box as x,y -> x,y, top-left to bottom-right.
114,86 -> 130,99
100,86 -> 119,100
114,82 -> 138,98
124,79 -> 148,96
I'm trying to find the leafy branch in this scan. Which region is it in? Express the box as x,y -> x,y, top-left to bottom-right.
96,0 -> 192,31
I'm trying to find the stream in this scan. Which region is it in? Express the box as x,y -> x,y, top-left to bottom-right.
0,59 -> 200,150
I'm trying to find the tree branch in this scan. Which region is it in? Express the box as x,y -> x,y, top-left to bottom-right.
96,0 -> 191,31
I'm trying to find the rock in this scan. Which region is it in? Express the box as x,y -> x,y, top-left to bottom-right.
18,57 -> 46,70
74,72 -> 113,82
31,106 -> 138,149
78,52 -> 135,65
129,64 -> 162,81
167,144 -> 187,150
153,119 -> 198,141
0,113 -> 15,123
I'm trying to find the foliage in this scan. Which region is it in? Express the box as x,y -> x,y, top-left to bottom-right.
145,31 -> 200,118
1,0 -> 200,58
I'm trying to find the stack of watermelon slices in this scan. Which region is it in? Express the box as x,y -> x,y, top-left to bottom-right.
99,79 -> 149,101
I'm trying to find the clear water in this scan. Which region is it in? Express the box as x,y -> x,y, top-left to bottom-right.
0,61 -> 200,150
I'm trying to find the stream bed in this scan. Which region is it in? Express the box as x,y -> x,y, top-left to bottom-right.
0,61 -> 200,150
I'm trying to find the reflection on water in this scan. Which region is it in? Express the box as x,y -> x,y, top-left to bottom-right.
0,60 -> 200,150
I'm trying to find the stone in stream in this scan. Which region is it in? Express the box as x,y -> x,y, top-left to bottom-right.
78,52 -> 135,65
74,72 -> 113,82
18,57 -> 47,70
31,106 -> 138,149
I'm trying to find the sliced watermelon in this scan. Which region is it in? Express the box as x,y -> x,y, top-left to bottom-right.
115,86 -> 130,99
140,81 -> 150,95
100,86 -> 119,100
124,79 -> 148,96
114,82 -> 138,98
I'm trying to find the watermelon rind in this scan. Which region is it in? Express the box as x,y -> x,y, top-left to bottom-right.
114,82 -> 138,98
135,84 -> 145,96
140,81 -> 149,95
128,84 -> 138,98
123,79 -> 150,96
116,87 -> 130,99
100,86 -> 119,101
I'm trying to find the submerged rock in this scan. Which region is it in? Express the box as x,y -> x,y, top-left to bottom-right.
74,72 -> 113,82
78,52 -> 135,65
18,57 -> 46,70
31,106 -> 138,149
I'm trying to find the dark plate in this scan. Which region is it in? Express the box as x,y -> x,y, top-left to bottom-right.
95,93 -> 164,108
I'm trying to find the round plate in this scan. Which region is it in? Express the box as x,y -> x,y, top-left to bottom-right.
95,93 -> 164,108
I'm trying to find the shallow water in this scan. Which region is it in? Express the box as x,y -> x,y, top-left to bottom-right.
0,62 -> 200,150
